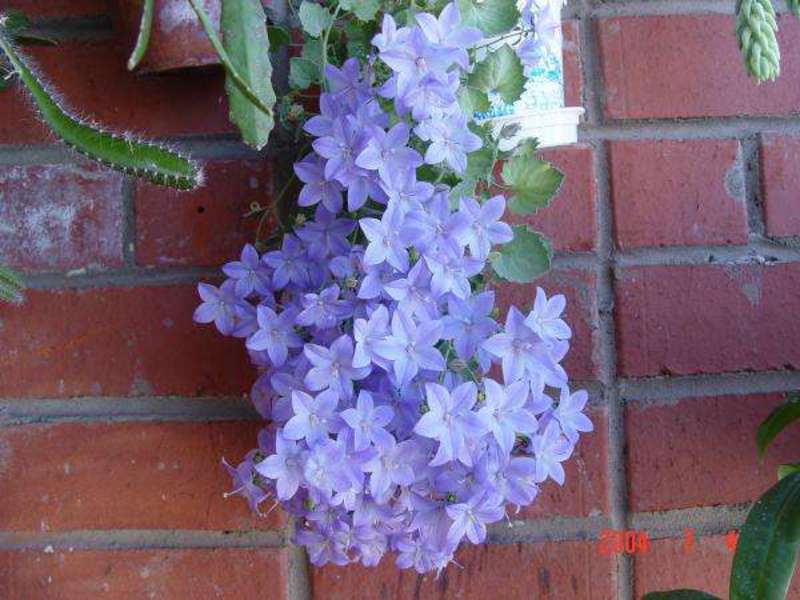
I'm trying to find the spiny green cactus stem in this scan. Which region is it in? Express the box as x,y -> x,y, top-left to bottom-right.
0,264 -> 24,305
127,0 -> 154,71
735,0 -> 781,83
788,0 -> 800,19
0,23 -> 203,190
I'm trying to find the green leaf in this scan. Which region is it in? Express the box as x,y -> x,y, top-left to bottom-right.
186,0 -> 275,120
464,146 -> 494,182
512,138 -> 540,158
730,471 -> 800,600
0,27 -> 201,189
267,25 -> 291,52
220,0 -> 275,150
642,592 -> 721,600
757,393 -> 800,459
779,463 -> 800,480
0,264 -> 24,305
299,1 -> 333,37
459,86 -> 490,114
457,0 -> 519,36
290,57 -> 320,89
449,178 -> 477,204
502,155 -> 563,215
491,226 -> 552,283
468,44 -> 525,104
339,0 -> 380,21
126,0 -> 153,70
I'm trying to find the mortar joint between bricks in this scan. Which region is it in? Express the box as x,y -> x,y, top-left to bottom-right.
740,134 -> 767,238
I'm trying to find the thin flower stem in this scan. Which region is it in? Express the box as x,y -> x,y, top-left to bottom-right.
473,28 -> 533,51
320,4 -> 342,92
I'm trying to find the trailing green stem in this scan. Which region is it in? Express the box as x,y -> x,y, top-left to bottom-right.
186,0 -> 275,118
126,0 -> 153,71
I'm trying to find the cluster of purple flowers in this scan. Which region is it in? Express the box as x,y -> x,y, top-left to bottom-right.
195,2 -> 591,574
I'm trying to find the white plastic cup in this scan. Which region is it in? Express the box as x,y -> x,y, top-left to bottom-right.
474,0 -> 584,149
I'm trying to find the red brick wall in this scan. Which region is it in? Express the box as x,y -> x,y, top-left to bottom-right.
2,2 -> 800,599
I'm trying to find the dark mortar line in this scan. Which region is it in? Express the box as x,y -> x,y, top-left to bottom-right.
741,134 -> 766,238
619,371 -> 800,403
0,504 -> 752,552
576,0 -> 632,594
0,529 -> 285,551
0,396 -> 261,426
23,266 -> 220,289
582,116 -> 800,141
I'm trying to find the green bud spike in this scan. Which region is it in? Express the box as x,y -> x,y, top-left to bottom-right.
0,19 -> 202,190
735,0 -> 781,83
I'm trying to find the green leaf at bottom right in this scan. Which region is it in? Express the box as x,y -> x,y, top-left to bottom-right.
642,591 -> 721,600
730,471 -> 800,600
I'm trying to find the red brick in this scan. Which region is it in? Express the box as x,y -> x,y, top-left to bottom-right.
563,20 -> 583,108
0,548 -> 287,600
615,264 -> 800,377
634,534 -> 800,598
0,41 -> 231,145
496,270 -> 599,379
0,163 -> 124,272
761,134 -> 800,238
136,159 -> 273,267
312,541 -> 614,600
609,139 -> 749,249
510,144 -> 596,253
626,393 -> 800,511
521,406 -> 607,519
0,285 -> 253,398
0,421 -> 284,531
5,1 -> 109,18
598,15 -> 800,120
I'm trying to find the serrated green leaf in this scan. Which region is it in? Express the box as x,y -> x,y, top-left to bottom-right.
512,138 -> 540,158
267,25 -> 290,51
339,0 -> 380,21
642,592 -> 721,600
468,44 -> 524,104
757,393 -> 800,459
290,57 -> 320,89
464,146 -> 494,181
0,264 -> 24,305
457,0 -> 519,36
302,37 -> 324,65
345,21 -> 373,59
502,156 -> 563,215
779,463 -> 800,480
459,86 -> 490,114
221,0 -> 275,150
491,226 -> 551,283
299,1 -> 333,37
449,178 -> 477,204
730,472 -> 800,599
